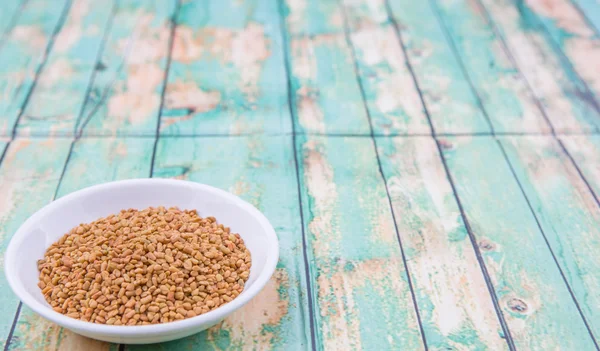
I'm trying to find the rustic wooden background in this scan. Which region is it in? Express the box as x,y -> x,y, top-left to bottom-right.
1,0 -> 600,350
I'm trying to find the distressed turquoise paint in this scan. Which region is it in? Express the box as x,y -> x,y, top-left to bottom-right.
159,0 -> 292,136
516,0 -> 600,102
283,0 -> 343,36
57,137 -> 154,196
387,0 -> 491,134
296,135 -> 424,350
559,135 -> 600,198
0,139 -> 71,344
134,135 -> 309,350
499,135 -> 600,339
479,0 -> 600,132
348,24 -> 431,135
15,0 -> 115,137
377,136 -> 507,350
8,137 -> 154,350
284,32 -> 371,134
0,0 -> 25,42
78,0 -> 176,136
572,0 -> 600,33
443,136 -> 596,350
280,0 -> 372,135
0,0 -> 70,136
432,0 -> 551,133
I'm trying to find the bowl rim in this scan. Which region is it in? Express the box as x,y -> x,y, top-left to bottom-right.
4,178 -> 279,336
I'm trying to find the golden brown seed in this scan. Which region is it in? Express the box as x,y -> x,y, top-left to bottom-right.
37,207 -> 251,325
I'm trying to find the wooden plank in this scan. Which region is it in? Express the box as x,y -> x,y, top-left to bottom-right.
571,0 -> 600,33
478,0 -> 600,132
520,0 -> 600,103
377,136 -> 507,350
431,0 -> 551,133
159,0 -> 292,136
7,137 -> 154,351
498,135 -> 600,339
129,135 -> 311,350
0,0 -> 70,136
559,135 -> 600,199
285,32 -> 371,134
283,0 -> 343,36
0,139 -> 72,344
349,25 -> 431,135
15,0 -> 116,137
0,0 -> 25,42
78,0 -> 176,136
280,0 -> 372,135
296,135 -> 424,350
442,135 -> 596,350
384,0 -> 492,134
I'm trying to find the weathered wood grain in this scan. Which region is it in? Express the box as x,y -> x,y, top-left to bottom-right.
559,135 -> 600,199
285,31 -> 371,134
341,0 -> 432,135
431,0 -> 551,133
0,0 -> 25,43
15,0 -> 115,137
348,24 -> 431,135
159,0 -> 291,136
130,135 -> 311,350
441,135 -> 596,350
0,139 -> 72,345
283,0 -> 343,36
478,0 -> 600,132
385,0 -> 492,134
499,135 -> 600,339
377,136 -> 507,350
520,0 -> 600,105
296,135 -> 424,350
78,0 -> 176,136
7,137 -> 154,351
0,0 -> 70,136
571,0 -> 600,33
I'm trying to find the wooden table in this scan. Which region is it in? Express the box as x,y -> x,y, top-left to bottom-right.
2,0 -> 600,349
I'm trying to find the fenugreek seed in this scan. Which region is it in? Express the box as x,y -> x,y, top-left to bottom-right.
38,206 -> 251,325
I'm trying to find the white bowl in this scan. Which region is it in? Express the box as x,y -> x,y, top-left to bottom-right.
5,179 -> 279,344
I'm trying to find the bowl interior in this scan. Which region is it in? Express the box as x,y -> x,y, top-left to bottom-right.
9,180 -> 273,313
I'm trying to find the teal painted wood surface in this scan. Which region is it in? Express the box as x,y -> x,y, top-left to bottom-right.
572,0 -> 600,33
296,135 -> 424,350
0,139 -> 72,344
138,135 -> 310,350
280,0 -> 373,135
2,0 -> 600,350
16,0 -> 116,136
442,136 -> 596,350
0,0 -> 25,43
283,0 -> 343,36
0,0 -> 70,136
340,0 -> 432,135
284,32 -> 372,134
518,0 -> 600,104
386,0 -> 492,134
78,0 -> 176,136
159,0 -> 292,136
7,137 -> 153,350
479,0 -> 600,132
377,136 -> 507,350
498,135 -> 600,338
559,135 -> 600,199
348,24 -> 431,135
431,0 -> 552,133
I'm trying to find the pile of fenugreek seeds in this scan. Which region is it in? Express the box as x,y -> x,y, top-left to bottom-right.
37,207 -> 251,325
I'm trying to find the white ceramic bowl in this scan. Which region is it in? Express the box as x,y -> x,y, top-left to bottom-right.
5,179 -> 279,344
